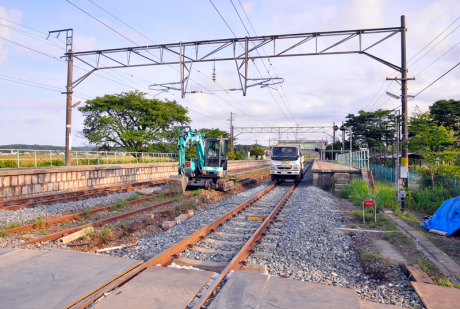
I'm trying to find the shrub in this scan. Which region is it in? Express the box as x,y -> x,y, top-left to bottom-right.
227,152 -> 236,160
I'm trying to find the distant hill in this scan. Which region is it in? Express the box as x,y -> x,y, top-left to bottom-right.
0,144 -> 96,151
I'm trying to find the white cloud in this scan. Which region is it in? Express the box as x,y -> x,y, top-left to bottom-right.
16,113 -> 52,123
242,1 -> 256,14
0,7 -> 22,65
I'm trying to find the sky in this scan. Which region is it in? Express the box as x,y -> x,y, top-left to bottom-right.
0,0 -> 459,149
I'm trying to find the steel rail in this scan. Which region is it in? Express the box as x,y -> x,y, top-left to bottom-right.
0,165 -> 268,211
75,183 -> 278,309
192,183 -> 296,309
5,167 -> 270,243
0,179 -> 167,209
9,192 -> 197,248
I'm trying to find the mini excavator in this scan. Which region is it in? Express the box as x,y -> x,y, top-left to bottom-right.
169,126 -> 236,194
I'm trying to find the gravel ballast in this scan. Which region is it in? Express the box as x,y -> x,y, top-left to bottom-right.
0,185 -> 168,226
245,178 -> 423,308
109,181 -> 275,259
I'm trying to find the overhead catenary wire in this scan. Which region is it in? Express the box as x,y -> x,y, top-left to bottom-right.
209,0 -> 294,125
413,59 -> 460,97
67,0 -> 263,127
0,36 -> 226,124
235,0 -> 297,124
366,15 -> 460,111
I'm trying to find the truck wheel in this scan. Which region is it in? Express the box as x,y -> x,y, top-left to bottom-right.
271,175 -> 276,181
301,171 -> 304,179
295,173 -> 301,183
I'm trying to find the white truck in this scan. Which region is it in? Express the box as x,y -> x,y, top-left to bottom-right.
270,145 -> 304,182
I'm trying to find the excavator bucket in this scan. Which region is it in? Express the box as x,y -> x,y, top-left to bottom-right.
169,175 -> 188,194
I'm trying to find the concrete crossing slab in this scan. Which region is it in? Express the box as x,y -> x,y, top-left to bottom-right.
208,270 -> 361,309
0,249 -> 141,309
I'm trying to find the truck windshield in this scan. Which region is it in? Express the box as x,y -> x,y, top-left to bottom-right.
272,147 -> 298,160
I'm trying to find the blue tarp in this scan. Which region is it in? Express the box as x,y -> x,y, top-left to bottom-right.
422,196 -> 460,236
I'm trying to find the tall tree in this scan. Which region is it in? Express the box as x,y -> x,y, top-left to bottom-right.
408,106 -> 459,188
79,91 -> 190,153
344,110 -> 396,149
429,99 -> 460,133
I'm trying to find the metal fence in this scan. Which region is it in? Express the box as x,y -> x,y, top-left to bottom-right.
369,163 -> 421,190
337,149 -> 370,169
0,149 -> 179,168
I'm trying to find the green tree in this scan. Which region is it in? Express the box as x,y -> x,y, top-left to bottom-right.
344,110 -> 396,149
79,91 -> 190,153
429,99 -> 460,133
250,148 -> 265,159
408,106 -> 459,188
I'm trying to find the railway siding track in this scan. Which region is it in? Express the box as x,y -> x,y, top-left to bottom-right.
1,167 -> 271,249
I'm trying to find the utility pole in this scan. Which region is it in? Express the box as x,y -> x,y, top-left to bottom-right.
49,29 -> 73,166
255,140 -> 258,148
400,15 -> 408,187
342,121 -> 345,153
230,112 -> 235,153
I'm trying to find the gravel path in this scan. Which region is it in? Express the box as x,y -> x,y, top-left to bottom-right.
245,176 -> 423,308
0,184 -> 168,226
108,181 -> 276,259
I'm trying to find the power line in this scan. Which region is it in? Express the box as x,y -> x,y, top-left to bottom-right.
366,15 -> 460,111
414,60 -> 460,97
68,0 -> 263,126
232,0 -> 297,124
414,39 -> 460,77
209,0 -> 294,124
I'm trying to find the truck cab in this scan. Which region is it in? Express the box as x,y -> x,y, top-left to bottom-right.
270,145 -> 304,182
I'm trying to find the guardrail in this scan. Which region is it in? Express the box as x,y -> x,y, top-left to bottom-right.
0,149 -> 179,168
337,149 -> 370,169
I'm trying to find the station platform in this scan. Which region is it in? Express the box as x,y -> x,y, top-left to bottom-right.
311,160 -> 359,173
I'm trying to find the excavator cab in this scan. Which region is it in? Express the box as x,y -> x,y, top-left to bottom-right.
202,138 -> 228,179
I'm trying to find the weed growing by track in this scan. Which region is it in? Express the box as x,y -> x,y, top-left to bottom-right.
33,216 -> 46,229
100,226 -> 114,244
350,210 -> 397,231
414,257 -> 460,288
339,179 -> 398,210
126,193 -> 140,201
84,208 -> 92,219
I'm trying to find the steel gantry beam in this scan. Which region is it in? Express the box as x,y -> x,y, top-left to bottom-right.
64,26 -> 405,98
233,126 -> 334,136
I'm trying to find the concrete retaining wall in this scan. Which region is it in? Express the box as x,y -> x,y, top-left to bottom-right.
0,160 -> 269,200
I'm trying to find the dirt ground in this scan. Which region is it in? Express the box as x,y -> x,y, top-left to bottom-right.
336,198 -> 446,282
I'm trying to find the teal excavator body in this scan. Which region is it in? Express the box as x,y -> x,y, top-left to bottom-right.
169,126 -> 235,194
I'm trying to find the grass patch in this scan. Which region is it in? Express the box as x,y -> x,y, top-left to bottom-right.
406,184 -> 452,214
100,226 -> 113,244
84,208 -> 92,219
436,277 -> 460,289
37,230 -> 50,236
383,230 -> 413,246
2,221 -> 22,230
62,222 -> 73,228
358,248 -> 388,264
0,231 -> 8,238
110,201 -> 125,211
339,179 -> 398,211
350,211 -> 397,231
395,209 -> 419,225
33,216 -> 46,229
126,193 -> 140,201
76,216 -> 82,221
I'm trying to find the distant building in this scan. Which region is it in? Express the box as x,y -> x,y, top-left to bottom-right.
276,139 -> 328,154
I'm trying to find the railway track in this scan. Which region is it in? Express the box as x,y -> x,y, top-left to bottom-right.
75,180 -> 297,309
0,165 -> 268,211
2,166 -> 271,248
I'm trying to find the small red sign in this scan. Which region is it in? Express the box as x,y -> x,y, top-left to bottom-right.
185,161 -> 191,168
